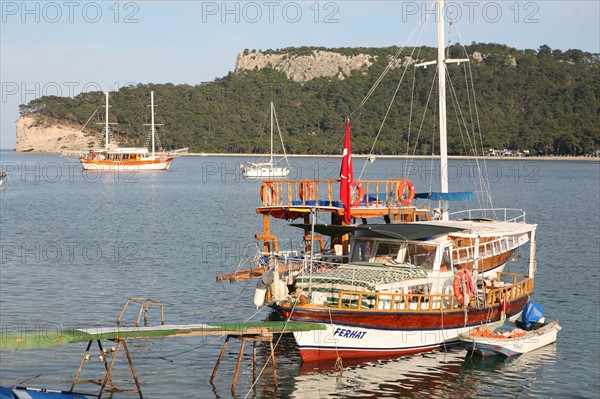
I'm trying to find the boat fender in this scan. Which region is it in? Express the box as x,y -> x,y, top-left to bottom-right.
453,269 -> 474,306
397,180 -> 415,206
253,280 -> 267,308
260,183 -> 277,206
261,269 -> 274,285
299,182 -> 314,201
350,181 -> 364,207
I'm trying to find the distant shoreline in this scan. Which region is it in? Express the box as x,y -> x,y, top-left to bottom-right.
3,149 -> 599,162
182,153 -> 600,162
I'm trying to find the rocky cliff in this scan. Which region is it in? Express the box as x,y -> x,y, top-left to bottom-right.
235,50 -> 513,83
16,116 -> 96,153
235,50 -> 412,82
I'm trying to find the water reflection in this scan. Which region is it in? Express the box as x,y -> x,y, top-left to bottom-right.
284,344 -> 559,399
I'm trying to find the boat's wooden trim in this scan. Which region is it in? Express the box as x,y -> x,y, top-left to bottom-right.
277,295 -> 529,330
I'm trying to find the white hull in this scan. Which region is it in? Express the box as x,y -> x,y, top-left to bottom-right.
80,161 -> 171,171
293,322 -> 472,360
242,166 -> 289,179
459,320 -> 561,357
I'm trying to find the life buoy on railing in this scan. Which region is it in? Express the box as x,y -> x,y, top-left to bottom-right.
260,182 -> 277,206
350,181 -> 364,207
299,182 -> 314,201
397,180 -> 415,206
453,268 -> 475,306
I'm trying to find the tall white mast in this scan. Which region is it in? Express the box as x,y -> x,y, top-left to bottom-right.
415,0 -> 468,220
104,92 -> 110,151
151,91 -> 155,158
438,0 -> 449,220
270,101 -> 274,167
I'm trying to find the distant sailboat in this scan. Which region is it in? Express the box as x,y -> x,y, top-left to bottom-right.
240,102 -> 290,179
78,91 -> 187,171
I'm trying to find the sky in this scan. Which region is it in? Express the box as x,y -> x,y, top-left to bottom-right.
1,0 -> 598,149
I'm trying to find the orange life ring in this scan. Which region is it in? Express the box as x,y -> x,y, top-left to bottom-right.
397,180 -> 415,206
260,183 -> 277,205
299,182 -> 314,201
453,269 -> 474,306
350,181 -> 364,207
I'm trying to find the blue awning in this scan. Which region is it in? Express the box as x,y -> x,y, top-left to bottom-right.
414,191 -> 476,201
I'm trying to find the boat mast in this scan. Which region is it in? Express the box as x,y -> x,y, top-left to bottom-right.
151,91 -> 155,158
270,101 -> 274,167
438,0 -> 449,220
104,92 -> 110,151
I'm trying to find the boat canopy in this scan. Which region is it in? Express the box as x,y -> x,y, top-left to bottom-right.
415,191 -> 476,201
288,223 -> 463,240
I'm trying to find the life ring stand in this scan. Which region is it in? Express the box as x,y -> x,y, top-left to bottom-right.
260,182 -> 277,206
397,180 -> 415,206
350,181 -> 364,207
299,182 -> 314,201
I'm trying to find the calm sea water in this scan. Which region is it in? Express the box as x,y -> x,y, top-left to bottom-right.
1,150 -> 599,398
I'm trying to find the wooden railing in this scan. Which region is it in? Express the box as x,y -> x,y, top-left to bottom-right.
259,179 -> 411,208
451,235 -> 521,264
327,273 -> 534,312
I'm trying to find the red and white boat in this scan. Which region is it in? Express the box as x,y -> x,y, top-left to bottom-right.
218,0 -> 539,363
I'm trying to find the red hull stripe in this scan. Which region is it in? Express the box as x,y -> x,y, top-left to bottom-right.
298,343 -> 459,362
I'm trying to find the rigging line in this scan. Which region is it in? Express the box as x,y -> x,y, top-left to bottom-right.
405,47 -> 422,158
453,30 -> 496,210
358,43 -> 422,180
273,105 -> 290,165
79,108 -> 98,132
446,69 -> 476,157
348,14 -> 428,119
328,307 -> 343,372
243,301 -> 298,399
407,67 -> 439,192
151,293 -> 269,360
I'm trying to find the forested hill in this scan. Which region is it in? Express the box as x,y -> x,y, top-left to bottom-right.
18,43 -> 599,156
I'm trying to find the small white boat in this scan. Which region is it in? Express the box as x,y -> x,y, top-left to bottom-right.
240,102 -> 290,179
0,170 -> 6,186
459,302 -> 561,357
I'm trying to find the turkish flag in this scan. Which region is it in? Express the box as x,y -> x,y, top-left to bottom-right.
340,119 -> 353,224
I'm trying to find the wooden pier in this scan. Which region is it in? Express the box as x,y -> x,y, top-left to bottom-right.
1,319 -> 325,397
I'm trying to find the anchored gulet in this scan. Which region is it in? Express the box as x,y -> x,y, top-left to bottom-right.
218,0 -> 538,362
78,91 -> 187,171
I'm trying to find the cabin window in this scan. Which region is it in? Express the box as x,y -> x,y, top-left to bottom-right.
351,240 -> 373,262
373,243 -> 405,263
406,243 -> 439,269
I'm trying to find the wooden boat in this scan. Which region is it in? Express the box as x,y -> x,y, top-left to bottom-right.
240,102 -> 290,179
76,91 -> 187,171
217,0 -> 540,362
459,318 -> 561,357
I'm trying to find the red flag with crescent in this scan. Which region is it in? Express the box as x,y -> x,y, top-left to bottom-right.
340,119 -> 353,224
